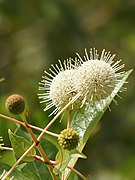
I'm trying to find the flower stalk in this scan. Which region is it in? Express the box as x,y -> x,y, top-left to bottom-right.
20,113 -> 57,179
0,113 -> 59,137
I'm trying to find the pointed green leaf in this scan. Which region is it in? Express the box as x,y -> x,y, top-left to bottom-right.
16,163 -> 27,171
12,127 -> 58,179
69,149 -> 87,159
55,148 -> 86,174
63,69 -> 133,179
55,149 -> 70,172
0,162 -> 32,180
8,129 -> 36,162
56,149 -> 69,163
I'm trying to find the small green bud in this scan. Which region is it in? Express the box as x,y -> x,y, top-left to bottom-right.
5,94 -> 25,115
58,128 -> 79,150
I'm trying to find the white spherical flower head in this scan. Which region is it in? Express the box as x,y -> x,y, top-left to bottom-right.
38,59 -> 81,115
49,69 -> 80,110
38,48 -> 125,114
76,60 -> 116,102
75,48 -> 125,104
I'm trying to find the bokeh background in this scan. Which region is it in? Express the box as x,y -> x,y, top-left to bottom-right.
0,0 -> 135,179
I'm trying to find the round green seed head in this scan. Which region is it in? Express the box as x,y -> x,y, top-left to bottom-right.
58,128 -> 79,150
5,94 -> 25,115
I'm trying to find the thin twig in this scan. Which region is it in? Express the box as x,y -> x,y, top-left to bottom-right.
67,111 -> 71,129
0,114 -> 59,137
20,113 -> 49,161
33,155 -> 58,166
1,143 -> 35,180
20,113 -> 57,180
67,166 -> 87,180
38,93 -> 81,142
61,171 -> 65,180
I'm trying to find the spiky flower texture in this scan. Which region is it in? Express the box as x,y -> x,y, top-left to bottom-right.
38,60 -> 81,115
75,48 -> 124,103
39,48 -> 124,114
49,69 -> 78,110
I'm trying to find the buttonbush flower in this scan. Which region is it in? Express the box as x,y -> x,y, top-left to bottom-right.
5,94 -> 25,115
58,128 -> 79,150
75,48 -> 125,104
38,48 -> 125,115
38,59 -> 82,116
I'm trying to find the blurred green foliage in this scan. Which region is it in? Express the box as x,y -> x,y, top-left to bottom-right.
0,0 -> 135,179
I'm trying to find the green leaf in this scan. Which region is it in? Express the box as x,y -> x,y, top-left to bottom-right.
63,69 -> 133,179
13,127 -> 58,179
55,148 -> 86,173
21,162 -> 42,180
0,150 -> 16,166
69,171 -> 79,180
16,163 -> 27,171
56,149 -> 69,163
69,149 -> 87,159
55,149 -> 70,172
22,161 -> 56,180
0,162 -> 32,180
8,129 -> 36,162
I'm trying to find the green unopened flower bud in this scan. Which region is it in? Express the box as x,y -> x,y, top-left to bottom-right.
58,128 -> 79,150
5,94 -> 25,115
